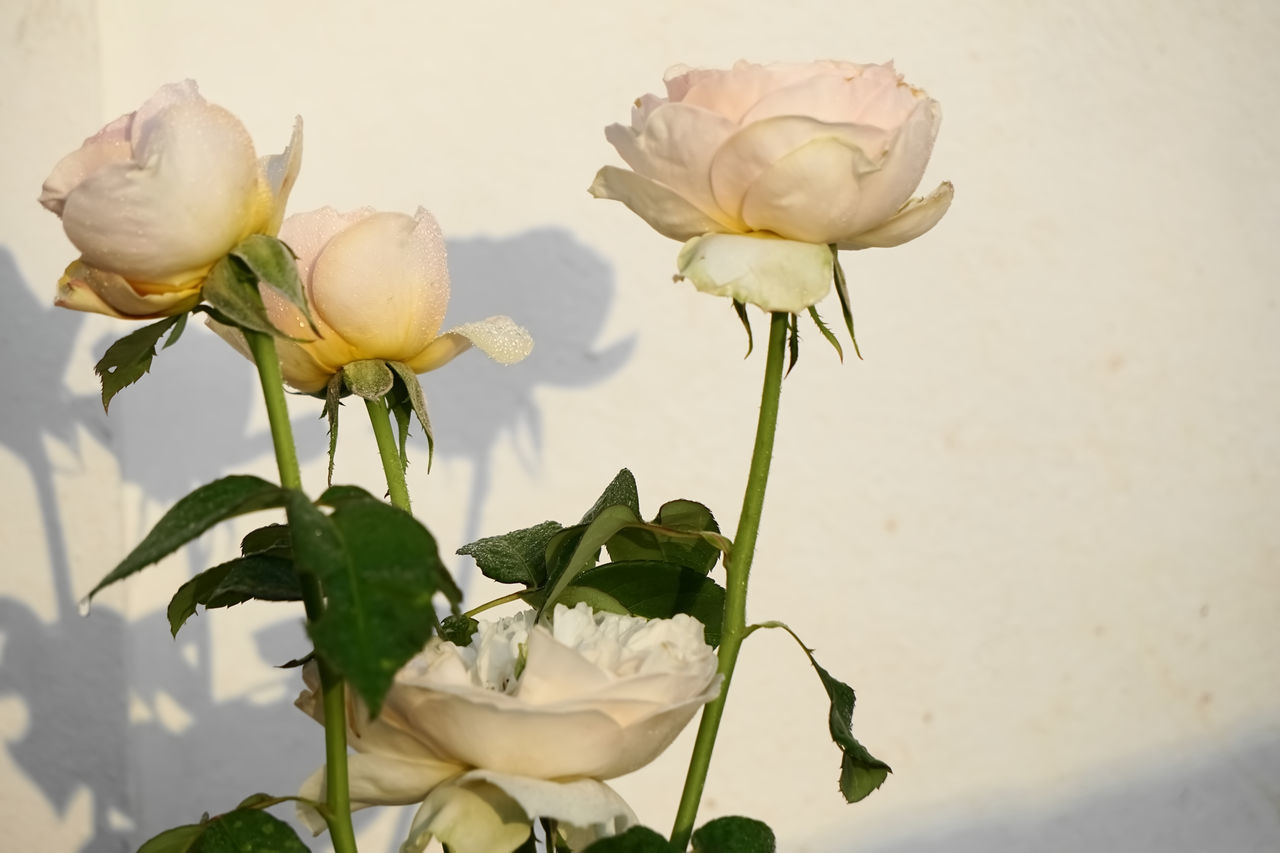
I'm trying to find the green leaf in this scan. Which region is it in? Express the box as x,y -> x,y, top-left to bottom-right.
785,312 -> 800,376
829,247 -> 862,360
457,520 -> 563,588
89,476 -> 286,599
540,504 -> 642,618
387,361 -> 434,468
606,499 -> 722,575
137,823 -> 205,853
579,825 -> 673,852
293,487 -> 460,714
815,656 -> 891,802
564,560 -> 726,645
439,614 -> 479,646
240,523 -> 291,557
163,311 -> 189,350
93,313 -> 186,412
692,817 -> 776,853
342,359 -> 395,400
807,305 -> 843,362
580,469 -> 641,524
202,255 -> 279,337
168,554 -> 303,636
136,809 -> 308,853
230,234 -> 315,333
732,299 -> 754,358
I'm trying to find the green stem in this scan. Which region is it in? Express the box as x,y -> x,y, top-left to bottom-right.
670,313 -> 789,849
244,331 -> 358,853
364,397 -> 412,511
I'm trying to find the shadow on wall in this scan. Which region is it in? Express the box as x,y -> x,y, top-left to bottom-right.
822,726 -> 1280,853
425,227 -> 635,557
0,228 -> 631,852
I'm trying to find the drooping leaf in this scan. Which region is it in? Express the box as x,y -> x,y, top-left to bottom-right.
202,255 -> 278,337
606,499 -> 721,575
829,248 -> 862,360
230,234 -> 315,333
93,313 -> 187,412
807,305 -> 843,362
580,469 -> 641,524
579,825 -> 673,852
813,657 -> 891,802
732,299 -> 754,358
89,476 -> 286,599
293,487 -> 459,714
457,520 -> 563,588
387,360 -> 434,468
168,563 -> 234,636
692,816 -> 776,853
563,560 -> 726,645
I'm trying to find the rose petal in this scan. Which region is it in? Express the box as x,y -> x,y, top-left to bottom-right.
676,233 -> 833,313
404,315 -> 532,373
476,771 -> 636,838
261,116 -> 304,236
296,753 -> 463,834
838,181 -> 954,249
39,113 -> 134,216
403,777 -> 531,853
738,67 -> 918,129
60,99 -> 263,284
737,135 -> 883,244
54,261 -> 201,319
836,98 -> 942,235
709,115 -> 886,222
604,102 -> 741,228
589,166 -> 727,242
308,208 -> 450,361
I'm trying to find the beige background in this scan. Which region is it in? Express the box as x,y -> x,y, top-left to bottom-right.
2,1 -> 1278,850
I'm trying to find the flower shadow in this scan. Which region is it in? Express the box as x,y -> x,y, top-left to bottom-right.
427,228 -> 634,567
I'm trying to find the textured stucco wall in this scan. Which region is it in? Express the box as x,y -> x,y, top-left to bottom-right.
3,1 -> 1279,850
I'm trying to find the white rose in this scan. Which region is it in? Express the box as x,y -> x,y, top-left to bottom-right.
211,206 -> 532,393
40,80 -> 301,319
590,60 -> 952,313
296,603 -> 721,853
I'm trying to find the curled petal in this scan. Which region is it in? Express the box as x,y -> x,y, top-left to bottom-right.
589,166 -> 726,242
838,98 -> 942,234
838,181 -> 954,250
405,772 -> 636,853
604,103 -> 740,229
55,261 -> 200,319
261,116 -> 304,236
405,315 -> 532,373
404,777 -> 531,853
59,99 -> 264,284
677,233 -> 833,313
39,114 -> 134,216
296,753 -> 463,835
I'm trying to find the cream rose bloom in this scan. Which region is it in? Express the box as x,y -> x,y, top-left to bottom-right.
296,604 -> 722,853
212,206 -> 532,392
590,60 -> 952,312
40,80 -> 302,319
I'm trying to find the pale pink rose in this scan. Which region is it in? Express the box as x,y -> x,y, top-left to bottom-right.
40,80 -> 302,319
211,206 -> 532,393
296,604 -> 721,853
590,60 -> 953,312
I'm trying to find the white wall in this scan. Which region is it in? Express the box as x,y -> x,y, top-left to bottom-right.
3,1 -> 1278,850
